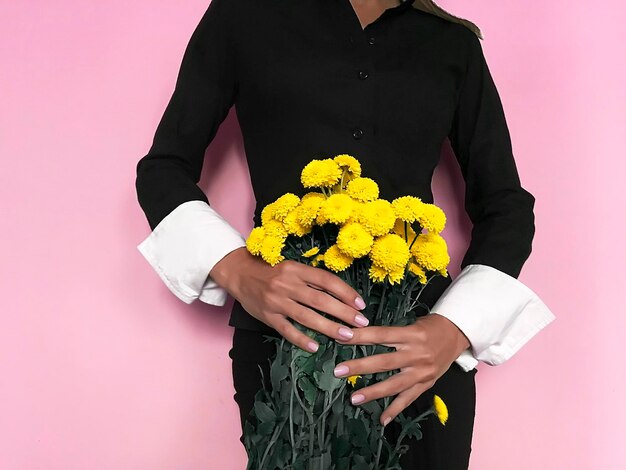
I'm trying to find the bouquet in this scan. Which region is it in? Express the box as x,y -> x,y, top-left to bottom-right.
242,154 -> 451,469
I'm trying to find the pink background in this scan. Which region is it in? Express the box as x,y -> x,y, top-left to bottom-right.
1,1 -> 624,468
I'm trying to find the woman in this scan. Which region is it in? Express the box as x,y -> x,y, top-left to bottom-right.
134,0 -> 555,468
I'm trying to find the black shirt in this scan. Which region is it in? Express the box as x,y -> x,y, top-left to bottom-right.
135,0 -> 536,333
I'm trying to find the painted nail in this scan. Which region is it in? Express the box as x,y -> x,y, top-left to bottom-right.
354,296 -> 366,310
333,365 -> 349,377
308,341 -> 319,352
351,393 -> 365,405
338,327 -> 354,339
382,416 -> 391,427
354,314 -> 369,326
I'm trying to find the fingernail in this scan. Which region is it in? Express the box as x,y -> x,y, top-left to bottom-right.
382,416 -> 391,427
351,393 -> 365,405
354,296 -> 366,310
354,314 -> 369,326
338,327 -> 354,339
333,365 -> 349,377
308,341 -> 319,352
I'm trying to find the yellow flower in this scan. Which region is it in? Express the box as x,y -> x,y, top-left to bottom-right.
433,394 -> 449,426
344,200 -> 365,224
260,236 -> 285,266
263,219 -> 288,240
246,226 -> 266,256
283,210 -> 312,237
311,253 -> 324,267
301,159 -> 343,188
271,193 -> 301,220
410,232 -> 450,274
301,246 -> 320,258
408,261 -> 428,284
387,265 -> 406,285
333,154 -> 362,178
418,203 -> 446,234
347,375 -> 362,387
391,195 -> 425,223
369,263 -> 388,283
295,192 -> 325,225
337,222 -> 374,258
260,202 -> 277,225
346,177 -> 379,202
322,244 -> 353,272
358,199 -> 396,236
318,193 -> 354,225
369,233 -> 411,272
392,218 -> 418,243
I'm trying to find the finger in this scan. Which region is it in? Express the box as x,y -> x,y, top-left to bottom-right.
337,325 -> 412,347
298,263 -> 366,312
333,350 -> 408,377
271,315 -> 319,353
348,370 -> 412,406
380,383 -> 430,427
282,299 -> 357,342
290,283 -> 370,328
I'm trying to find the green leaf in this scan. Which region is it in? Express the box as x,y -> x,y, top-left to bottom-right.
253,401 -> 276,424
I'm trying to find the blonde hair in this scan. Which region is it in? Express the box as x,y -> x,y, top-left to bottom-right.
411,0 -> 483,39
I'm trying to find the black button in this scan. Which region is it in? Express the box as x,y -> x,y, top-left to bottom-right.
358,70 -> 369,80
352,128 -> 364,140
367,36 -> 376,45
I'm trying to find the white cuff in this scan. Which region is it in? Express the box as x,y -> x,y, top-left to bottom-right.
430,264 -> 556,372
137,200 -> 247,305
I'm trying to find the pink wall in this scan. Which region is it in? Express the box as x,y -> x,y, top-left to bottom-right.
1,1 -> 624,468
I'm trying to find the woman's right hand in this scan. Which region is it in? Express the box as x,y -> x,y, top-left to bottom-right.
209,247 -> 369,353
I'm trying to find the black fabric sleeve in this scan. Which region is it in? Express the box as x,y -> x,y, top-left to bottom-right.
448,30 -> 536,279
135,0 -> 238,231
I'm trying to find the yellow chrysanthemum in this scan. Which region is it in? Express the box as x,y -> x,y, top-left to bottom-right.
387,265 -> 406,285
346,177 -> 379,202
246,226 -> 266,256
344,200 -> 365,224
369,233 -> 411,272
392,218 -> 418,243
301,159 -> 343,188
260,236 -> 285,266
333,154 -> 362,178
391,195 -> 425,223
318,193 -> 354,225
433,394 -> 449,426
347,374 -> 362,387
260,202 -> 277,226
311,253 -> 324,267
283,210 -> 312,237
410,232 -> 450,274
271,193 -> 300,220
408,261 -> 428,284
368,263 -> 388,283
322,244 -> 353,272
301,246 -> 320,258
418,203 -> 447,234
336,222 -> 374,258
295,192 -> 325,226
263,219 -> 288,240
358,199 -> 396,237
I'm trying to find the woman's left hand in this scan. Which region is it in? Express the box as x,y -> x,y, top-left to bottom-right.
333,313 -> 471,426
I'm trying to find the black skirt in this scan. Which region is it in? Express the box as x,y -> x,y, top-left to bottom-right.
229,325 -> 478,470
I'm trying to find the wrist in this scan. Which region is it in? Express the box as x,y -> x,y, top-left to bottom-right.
209,246 -> 249,298
430,312 -> 471,354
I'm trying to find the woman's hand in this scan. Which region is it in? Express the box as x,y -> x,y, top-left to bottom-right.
209,247 -> 370,353
333,313 -> 471,426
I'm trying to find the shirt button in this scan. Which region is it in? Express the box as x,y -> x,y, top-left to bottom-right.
352,128 -> 364,140
357,70 -> 369,80
367,36 -> 376,45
